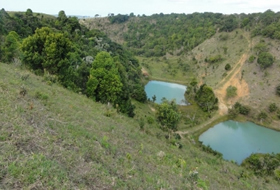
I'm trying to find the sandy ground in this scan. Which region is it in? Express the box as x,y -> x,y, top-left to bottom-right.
214,53 -> 250,115
141,68 -> 149,77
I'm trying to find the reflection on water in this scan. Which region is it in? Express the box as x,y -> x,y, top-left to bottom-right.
145,80 -> 187,105
199,120 -> 280,164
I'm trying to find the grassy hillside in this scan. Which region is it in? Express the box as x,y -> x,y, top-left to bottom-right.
1,62 -> 280,189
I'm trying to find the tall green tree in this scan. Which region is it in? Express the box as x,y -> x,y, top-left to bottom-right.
21,27 -> 73,75
195,84 -> 218,112
1,31 -> 20,62
87,52 -> 123,103
87,52 -> 136,117
156,99 -> 181,131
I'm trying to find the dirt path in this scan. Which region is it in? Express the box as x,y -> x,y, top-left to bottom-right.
176,113 -> 221,136
176,32 -> 252,136
141,68 -> 149,77
214,53 -> 250,115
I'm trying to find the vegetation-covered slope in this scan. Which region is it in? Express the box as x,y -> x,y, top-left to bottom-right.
0,8 -> 147,117
83,11 -> 280,129
1,7 -> 280,189
1,62 -> 280,189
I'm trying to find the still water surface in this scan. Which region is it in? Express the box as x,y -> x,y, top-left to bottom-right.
145,80 -> 187,105
199,120 -> 280,164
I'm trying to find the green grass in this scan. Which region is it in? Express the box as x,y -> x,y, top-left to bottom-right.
1,62 -> 280,189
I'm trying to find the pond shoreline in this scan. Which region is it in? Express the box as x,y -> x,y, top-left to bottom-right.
145,80 -> 187,105
198,119 -> 280,164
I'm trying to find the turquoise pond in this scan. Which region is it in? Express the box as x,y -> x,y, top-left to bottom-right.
199,120 -> 280,164
145,80 -> 187,105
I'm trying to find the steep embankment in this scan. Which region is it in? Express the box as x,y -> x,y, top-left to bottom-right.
1,62 -> 279,189
214,33 -> 252,115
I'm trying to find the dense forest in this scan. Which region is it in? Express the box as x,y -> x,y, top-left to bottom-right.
0,8 -> 147,117
101,10 -> 280,57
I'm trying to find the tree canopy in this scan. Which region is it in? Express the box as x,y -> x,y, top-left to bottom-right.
21,27 -> 73,75
156,99 -> 181,131
195,84 -> 218,112
87,52 -> 123,103
0,9 -> 146,117
257,52 -> 274,69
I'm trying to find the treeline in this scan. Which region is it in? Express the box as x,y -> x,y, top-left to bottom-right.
0,8 -> 146,117
106,10 -> 280,57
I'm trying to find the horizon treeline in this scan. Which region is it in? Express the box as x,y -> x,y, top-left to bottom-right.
107,10 -> 280,57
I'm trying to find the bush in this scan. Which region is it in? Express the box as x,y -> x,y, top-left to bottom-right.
195,84 -> 218,112
248,55 -> 255,63
219,33 -> 229,41
242,153 -> 280,177
156,99 -> 181,131
276,85 -> 280,96
35,91 -> 49,100
225,63 -> 231,71
257,52 -> 274,69
228,108 -> 239,119
269,103 -> 278,112
146,116 -> 154,124
208,55 -> 223,63
234,102 -> 250,115
226,85 -> 237,98
258,111 -> 268,121
138,119 -> 145,130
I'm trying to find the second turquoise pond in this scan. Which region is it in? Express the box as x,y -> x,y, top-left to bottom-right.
199,120 -> 280,164
145,80 -> 187,105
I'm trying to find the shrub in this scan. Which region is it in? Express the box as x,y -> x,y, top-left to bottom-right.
219,33 -> 229,41
208,55 -> 223,63
258,111 -> 268,121
156,99 -> 181,131
242,153 -> 280,177
276,85 -> 280,96
234,102 -> 250,115
225,63 -> 231,71
257,52 -> 274,69
146,116 -> 154,124
248,55 -> 255,63
138,119 -> 145,130
226,85 -> 237,98
35,91 -> 49,100
269,103 -> 278,112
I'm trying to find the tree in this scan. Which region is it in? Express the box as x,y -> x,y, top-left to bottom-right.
257,52 -> 274,69
152,95 -> 156,103
58,10 -> 67,24
25,8 -> 33,16
21,27 -> 73,75
86,52 -> 136,117
195,84 -> 218,112
1,31 -> 20,62
87,52 -> 123,104
131,84 -> 147,103
156,99 -> 181,131
221,15 -> 238,32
